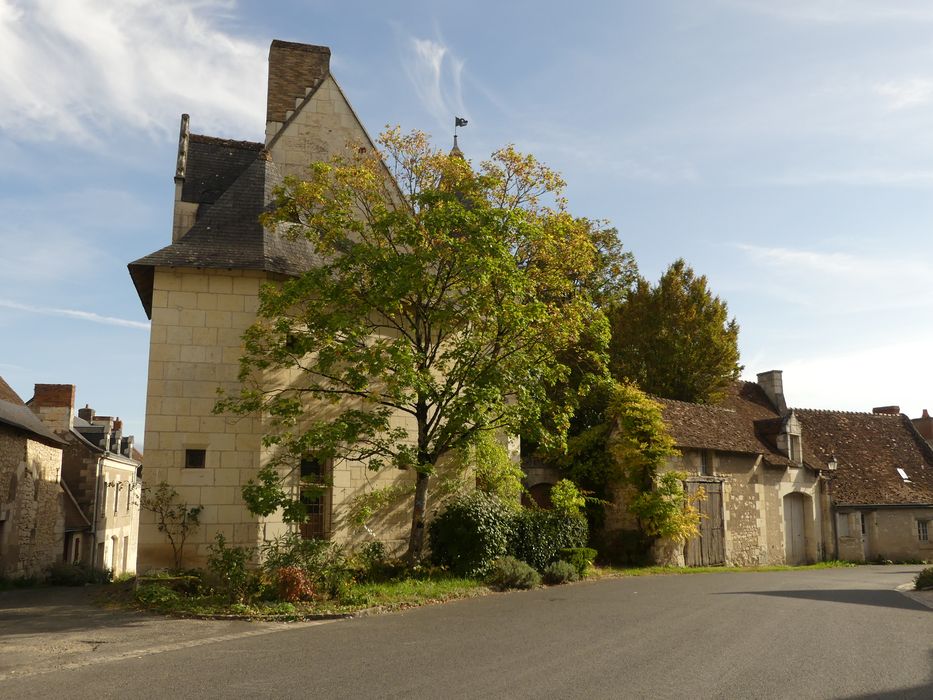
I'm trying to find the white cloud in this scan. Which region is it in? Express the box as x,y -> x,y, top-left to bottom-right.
874,78 -> 933,110
0,0 -> 266,144
403,36 -> 467,133
0,299 -> 148,330
737,244 -> 933,313
752,335 -> 933,417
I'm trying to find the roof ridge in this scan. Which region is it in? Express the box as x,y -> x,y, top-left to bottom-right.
653,395 -> 736,412
189,133 -> 263,151
793,407 -> 902,417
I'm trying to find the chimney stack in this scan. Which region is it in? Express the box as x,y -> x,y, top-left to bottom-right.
78,404 -> 95,422
265,41 -> 331,138
29,383 -> 75,432
872,406 -> 900,415
912,409 -> 933,440
756,370 -> 787,413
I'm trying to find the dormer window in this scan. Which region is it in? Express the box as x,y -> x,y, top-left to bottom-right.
788,434 -> 801,464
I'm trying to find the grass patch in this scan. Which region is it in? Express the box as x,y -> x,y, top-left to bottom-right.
593,560 -> 857,578
125,570 -> 487,620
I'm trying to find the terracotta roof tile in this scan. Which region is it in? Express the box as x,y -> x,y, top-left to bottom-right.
796,409 -> 933,505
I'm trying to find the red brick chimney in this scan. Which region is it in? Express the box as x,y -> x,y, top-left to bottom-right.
266,40 -> 331,129
872,406 -> 900,415
913,409 -> 933,440
29,383 -> 75,432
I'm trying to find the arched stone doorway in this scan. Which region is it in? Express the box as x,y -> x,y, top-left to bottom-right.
783,492 -> 811,565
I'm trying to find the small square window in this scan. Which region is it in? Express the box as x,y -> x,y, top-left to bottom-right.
919,520 -> 929,542
185,449 -> 206,469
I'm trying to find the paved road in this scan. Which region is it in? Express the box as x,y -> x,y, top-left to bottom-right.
1,566 -> 930,699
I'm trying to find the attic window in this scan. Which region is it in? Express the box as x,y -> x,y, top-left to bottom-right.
897,467 -> 911,483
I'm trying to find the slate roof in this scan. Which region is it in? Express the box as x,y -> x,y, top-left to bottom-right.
796,409 -> 933,506
656,381 -> 794,467
182,134 -> 263,209
128,153 -> 319,317
0,376 -> 64,446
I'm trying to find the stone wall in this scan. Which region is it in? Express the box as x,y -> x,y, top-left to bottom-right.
0,431 -> 64,578
835,508 -> 933,562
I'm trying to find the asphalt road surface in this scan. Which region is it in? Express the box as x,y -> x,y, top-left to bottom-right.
2,566 -> 930,699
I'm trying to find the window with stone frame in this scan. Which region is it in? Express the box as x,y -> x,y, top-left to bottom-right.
298,456 -> 330,540
788,434 -> 802,463
185,448 -> 206,469
918,520 -> 929,542
699,450 -> 714,476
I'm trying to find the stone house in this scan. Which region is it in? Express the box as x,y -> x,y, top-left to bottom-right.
797,406 -> 933,563
0,376 -> 65,578
28,384 -> 142,575
128,40 -> 423,570
604,371 -> 826,567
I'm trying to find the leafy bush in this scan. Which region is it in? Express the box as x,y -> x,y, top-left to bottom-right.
542,560 -> 579,585
207,533 -> 256,603
429,492 -> 516,577
275,566 -> 316,602
135,583 -> 181,608
550,479 -> 586,517
47,562 -> 112,586
916,567 -> 933,591
261,533 -> 350,600
509,509 -> 588,571
487,556 -> 540,590
559,547 -> 597,578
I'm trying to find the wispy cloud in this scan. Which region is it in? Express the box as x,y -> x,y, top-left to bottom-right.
737,244 -> 933,312
0,0 -> 265,144
403,36 -> 467,132
724,0 -> 933,24
874,78 -> 933,110
0,299 -> 148,329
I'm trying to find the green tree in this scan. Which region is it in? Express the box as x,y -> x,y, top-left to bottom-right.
216,129 -> 601,561
608,258 -> 741,404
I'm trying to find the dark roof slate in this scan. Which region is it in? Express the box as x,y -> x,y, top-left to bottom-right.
796,409 -> 933,506
657,381 -> 792,466
0,376 -> 64,446
128,154 -> 319,317
182,134 -> 263,208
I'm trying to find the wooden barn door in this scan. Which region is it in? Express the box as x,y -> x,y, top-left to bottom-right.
684,481 -> 725,566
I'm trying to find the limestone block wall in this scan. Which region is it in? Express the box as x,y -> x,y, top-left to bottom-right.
0,432 -> 64,578
835,508 -> 933,562
267,75 -> 377,179
140,267 -> 269,570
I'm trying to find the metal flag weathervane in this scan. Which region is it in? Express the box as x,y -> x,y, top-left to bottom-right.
454,116 -> 468,136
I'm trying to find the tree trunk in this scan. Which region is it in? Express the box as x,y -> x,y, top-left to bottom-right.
407,471 -> 430,562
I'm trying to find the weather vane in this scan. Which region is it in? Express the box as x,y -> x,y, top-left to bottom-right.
454,116 -> 468,138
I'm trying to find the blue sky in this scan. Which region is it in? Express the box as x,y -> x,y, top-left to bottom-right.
2,0 -> 932,446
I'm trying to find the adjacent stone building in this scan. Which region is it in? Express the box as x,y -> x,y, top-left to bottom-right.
129,40 -> 419,570
603,372 -> 825,567
797,406 -> 933,563
28,384 -> 142,576
0,377 -> 65,578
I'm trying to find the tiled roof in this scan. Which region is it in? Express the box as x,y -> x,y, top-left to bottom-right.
657,381 -> 792,466
0,376 -> 64,446
182,134 -> 263,209
128,153 -> 320,317
796,409 -> 933,505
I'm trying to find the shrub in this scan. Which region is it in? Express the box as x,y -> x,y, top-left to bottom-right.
135,583 -> 181,608
261,533 -> 350,600
509,509 -> 588,571
550,479 -> 586,517
275,566 -> 316,602
207,533 -> 255,604
47,562 -> 112,586
487,556 -> 540,590
542,560 -> 579,585
429,492 -> 516,577
916,567 -> 933,591
559,547 -> 597,578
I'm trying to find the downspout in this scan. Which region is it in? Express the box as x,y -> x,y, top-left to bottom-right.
90,453 -> 103,569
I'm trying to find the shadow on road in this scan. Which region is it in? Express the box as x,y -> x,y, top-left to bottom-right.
0,585 -> 154,638
715,588 -> 929,611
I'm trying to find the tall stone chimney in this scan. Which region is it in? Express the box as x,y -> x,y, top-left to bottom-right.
265,40 -> 331,143
757,370 -> 787,413
171,113 -> 196,242
29,383 -> 75,432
